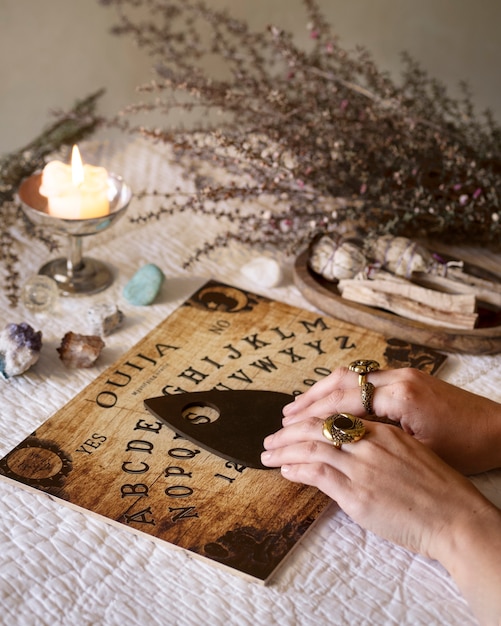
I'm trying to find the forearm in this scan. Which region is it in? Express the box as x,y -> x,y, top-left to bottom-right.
433,500 -> 501,626
482,402 -> 501,471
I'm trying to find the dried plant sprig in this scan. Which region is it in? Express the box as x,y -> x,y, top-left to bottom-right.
100,0 -> 501,265
0,90 -> 105,306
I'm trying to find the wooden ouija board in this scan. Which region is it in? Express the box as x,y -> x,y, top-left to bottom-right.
0,281 -> 446,583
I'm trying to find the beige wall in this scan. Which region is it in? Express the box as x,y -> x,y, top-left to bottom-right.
1,0 -> 500,154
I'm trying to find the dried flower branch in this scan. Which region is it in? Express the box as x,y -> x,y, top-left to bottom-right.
0,90 -> 105,306
100,0 -> 501,267
3,0 -> 499,306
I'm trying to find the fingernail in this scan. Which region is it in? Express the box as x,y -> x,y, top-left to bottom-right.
261,451 -> 271,462
263,433 -> 273,447
281,464 -> 290,474
282,396 -> 299,415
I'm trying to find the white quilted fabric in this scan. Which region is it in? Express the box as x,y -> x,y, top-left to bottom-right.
0,138 -> 499,626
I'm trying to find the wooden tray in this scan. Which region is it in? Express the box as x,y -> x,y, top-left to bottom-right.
293,249 -> 501,354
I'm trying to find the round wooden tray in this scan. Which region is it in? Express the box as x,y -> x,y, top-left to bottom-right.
293,249 -> 501,354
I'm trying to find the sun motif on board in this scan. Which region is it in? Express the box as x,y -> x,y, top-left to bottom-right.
0,436 -> 72,492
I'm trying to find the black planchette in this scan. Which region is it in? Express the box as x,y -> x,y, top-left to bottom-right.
144,390 -> 294,470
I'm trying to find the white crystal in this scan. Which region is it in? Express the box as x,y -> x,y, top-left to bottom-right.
240,257 -> 283,288
87,303 -> 124,336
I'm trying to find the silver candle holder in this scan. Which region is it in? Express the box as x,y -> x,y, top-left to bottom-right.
18,172 -> 132,296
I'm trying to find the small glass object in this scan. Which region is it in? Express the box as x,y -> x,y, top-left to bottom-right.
22,275 -> 59,312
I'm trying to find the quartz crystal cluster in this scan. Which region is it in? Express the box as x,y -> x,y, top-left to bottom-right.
57,332 -> 105,368
87,303 -> 124,336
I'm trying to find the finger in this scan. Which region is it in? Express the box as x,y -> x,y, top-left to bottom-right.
282,388 -> 365,425
264,416 -> 326,450
262,416 -> 371,470
262,425 -> 370,496
282,366 -> 399,421
283,367 -> 428,426
282,379 -> 394,426
280,461 -> 351,496
282,368 -> 353,417
261,439 -> 342,469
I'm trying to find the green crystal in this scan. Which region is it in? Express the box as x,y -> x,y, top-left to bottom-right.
123,264 -> 165,306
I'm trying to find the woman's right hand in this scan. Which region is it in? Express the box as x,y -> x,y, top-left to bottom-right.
262,414 -> 501,626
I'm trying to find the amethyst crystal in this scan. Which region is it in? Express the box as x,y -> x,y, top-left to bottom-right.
0,322 -> 43,379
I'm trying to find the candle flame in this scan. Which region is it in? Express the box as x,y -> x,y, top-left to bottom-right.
71,145 -> 84,186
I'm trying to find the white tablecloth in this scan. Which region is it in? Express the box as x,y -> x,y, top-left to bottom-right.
1,138 -> 500,626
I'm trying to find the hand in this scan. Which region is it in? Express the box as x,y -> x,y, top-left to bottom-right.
281,367 -> 501,474
261,417 -> 501,626
261,416 -> 486,559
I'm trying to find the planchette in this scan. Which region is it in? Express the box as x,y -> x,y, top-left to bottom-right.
144,390 -> 294,470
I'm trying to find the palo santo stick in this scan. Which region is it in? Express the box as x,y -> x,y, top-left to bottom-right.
447,267 -> 501,293
412,271 -> 501,307
339,277 -> 477,314
339,284 -> 478,329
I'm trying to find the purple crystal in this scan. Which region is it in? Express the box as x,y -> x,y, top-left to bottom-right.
7,322 -> 43,352
0,322 -> 43,379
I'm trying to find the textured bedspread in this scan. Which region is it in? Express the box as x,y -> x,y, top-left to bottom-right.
1,139 -> 499,626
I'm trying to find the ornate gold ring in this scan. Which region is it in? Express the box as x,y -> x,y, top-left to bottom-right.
361,382 -> 375,414
322,413 -> 366,449
349,359 -> 380,387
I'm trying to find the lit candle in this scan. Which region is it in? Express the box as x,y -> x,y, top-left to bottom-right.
39,145 -> 110,219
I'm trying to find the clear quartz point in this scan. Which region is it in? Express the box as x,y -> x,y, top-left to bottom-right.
22,275 -> 59,312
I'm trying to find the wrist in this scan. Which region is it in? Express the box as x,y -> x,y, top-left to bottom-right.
431,498 -> 501,625
486,406 -> 501,470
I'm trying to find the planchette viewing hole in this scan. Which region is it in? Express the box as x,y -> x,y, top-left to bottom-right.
181,402 -> 220,425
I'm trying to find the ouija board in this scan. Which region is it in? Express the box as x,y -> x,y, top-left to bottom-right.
0,281 -> 446,583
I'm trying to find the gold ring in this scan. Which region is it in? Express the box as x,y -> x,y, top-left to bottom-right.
361,382 -> 375,414
349,359 -> 380,386
322,413 -> 366,449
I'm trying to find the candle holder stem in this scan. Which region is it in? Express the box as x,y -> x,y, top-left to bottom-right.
38,234 -> 114,296
68,235 -> 84,275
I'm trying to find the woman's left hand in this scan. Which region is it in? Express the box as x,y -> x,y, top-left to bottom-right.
280,367 -> 501,474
